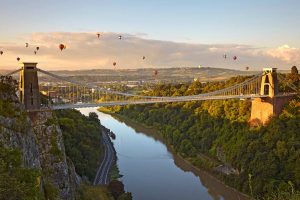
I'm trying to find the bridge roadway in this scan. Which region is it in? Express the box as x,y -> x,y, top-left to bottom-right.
6,67 -> 298,112
52,94 -> 268,110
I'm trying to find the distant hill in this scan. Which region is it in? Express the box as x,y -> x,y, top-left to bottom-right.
39,67 -> 259,83
1,67 -> 290,83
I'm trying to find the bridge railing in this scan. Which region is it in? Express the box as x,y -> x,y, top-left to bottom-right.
37,68 -> 265,105
6,66 -> 297,110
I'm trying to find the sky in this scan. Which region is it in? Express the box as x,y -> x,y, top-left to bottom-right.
0,0 -> 300,70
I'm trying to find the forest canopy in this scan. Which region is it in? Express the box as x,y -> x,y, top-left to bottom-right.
55,109 -> 103,181
104,67 -> 300,198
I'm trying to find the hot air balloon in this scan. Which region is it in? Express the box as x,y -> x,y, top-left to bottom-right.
142,56 -> 146,60
223,54 -> 227,59
233,56 -> 237,60
119,35 -> 122,40
36,47 -> 40,51
245,66 -> 249,70
97,33 -> 100,38
17,57 -> 20,62
34,51 -> 37,55
59,44 -> 66,51
0,51 -> 3,55
25,43 -> 29,48
113,62 -> 117,66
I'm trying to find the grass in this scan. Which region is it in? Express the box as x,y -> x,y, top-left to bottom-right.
77,185 -> 114,200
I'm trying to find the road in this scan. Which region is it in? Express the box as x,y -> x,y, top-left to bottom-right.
52,94 -> 271,110
93,130 -> 115,185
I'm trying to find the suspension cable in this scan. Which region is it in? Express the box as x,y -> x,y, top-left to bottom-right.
37,67 -> 263,101
5,68 -> 22,77
277,73 -> 299,92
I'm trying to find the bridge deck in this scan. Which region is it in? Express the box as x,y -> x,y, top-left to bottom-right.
4,66 -> 297,112
50,94 -> 270,110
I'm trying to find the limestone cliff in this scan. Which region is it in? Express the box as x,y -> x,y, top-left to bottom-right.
31,111 -> 80,200
0,77 -> 80,200
0,83 -> 41,169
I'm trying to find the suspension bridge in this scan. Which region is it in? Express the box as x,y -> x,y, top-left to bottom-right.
3,62 -> 298,124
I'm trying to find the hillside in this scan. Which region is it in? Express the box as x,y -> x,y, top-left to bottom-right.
103,69 -> 300,199
0,76 -> 132,200
0,76 -> 79,199
2,67 -> 263,83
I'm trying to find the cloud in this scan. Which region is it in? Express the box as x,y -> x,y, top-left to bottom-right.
0,32 -> 299,70
266,45 -> 300,64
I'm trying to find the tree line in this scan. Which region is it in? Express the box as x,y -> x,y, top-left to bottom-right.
105,67 -> 300,199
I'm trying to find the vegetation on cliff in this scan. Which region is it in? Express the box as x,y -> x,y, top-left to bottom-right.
0,145 -> 42,200
55,109 -> 132,200
77,181 -> 132,200
0,77 -> 43,199
103,68 -> 299,199
55,109 -> 103,182
0,77 -> 131,200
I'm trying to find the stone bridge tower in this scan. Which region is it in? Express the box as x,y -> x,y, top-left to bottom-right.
250,68 -> 292,125
259,68 -> 278,97
19,63 -> 41,110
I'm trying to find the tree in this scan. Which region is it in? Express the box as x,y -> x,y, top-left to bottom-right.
0,146 -> 42,200
118,192 -> 132,200
105,74 -> 300,197
89,112 -> 100,123
56,109 -> 103,181
291,66 -> 298,75
108,180 -> 125,200
287,66 -> 300,84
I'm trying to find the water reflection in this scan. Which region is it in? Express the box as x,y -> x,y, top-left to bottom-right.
78,108 -> 249,200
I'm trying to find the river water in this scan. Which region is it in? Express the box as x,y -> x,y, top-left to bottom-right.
78,108 -> 249,200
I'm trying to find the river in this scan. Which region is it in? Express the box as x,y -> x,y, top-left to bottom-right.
78,108 -> 249,200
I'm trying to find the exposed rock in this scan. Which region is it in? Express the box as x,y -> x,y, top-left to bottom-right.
0,116 -> 40,169
67,157 -> 82,196
32,111 -> 79,200
0,78 -> 80,200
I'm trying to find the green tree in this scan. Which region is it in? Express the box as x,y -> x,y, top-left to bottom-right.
55,109 -> 103,181
0,146 -> 42,200
105,75 -> 300,197
117,193 -> 132,200
108,180 -> 125,200
287,66 -> 300,86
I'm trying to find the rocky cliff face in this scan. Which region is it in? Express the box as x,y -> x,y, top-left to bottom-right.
31,111 -> 80,200
0,77 -> 80,200
0,107 -> 41,169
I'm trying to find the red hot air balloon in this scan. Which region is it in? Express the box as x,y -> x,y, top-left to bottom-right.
113,62 -> 117,66
0,51 -> 3,55
59,44 -> 66,51
17,57 -> 20,62
233,56 -> 237,60
34,51 -> 37,55
36,47 -> 40,51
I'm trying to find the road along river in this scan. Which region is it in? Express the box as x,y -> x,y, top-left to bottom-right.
78,108 -> 249,200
